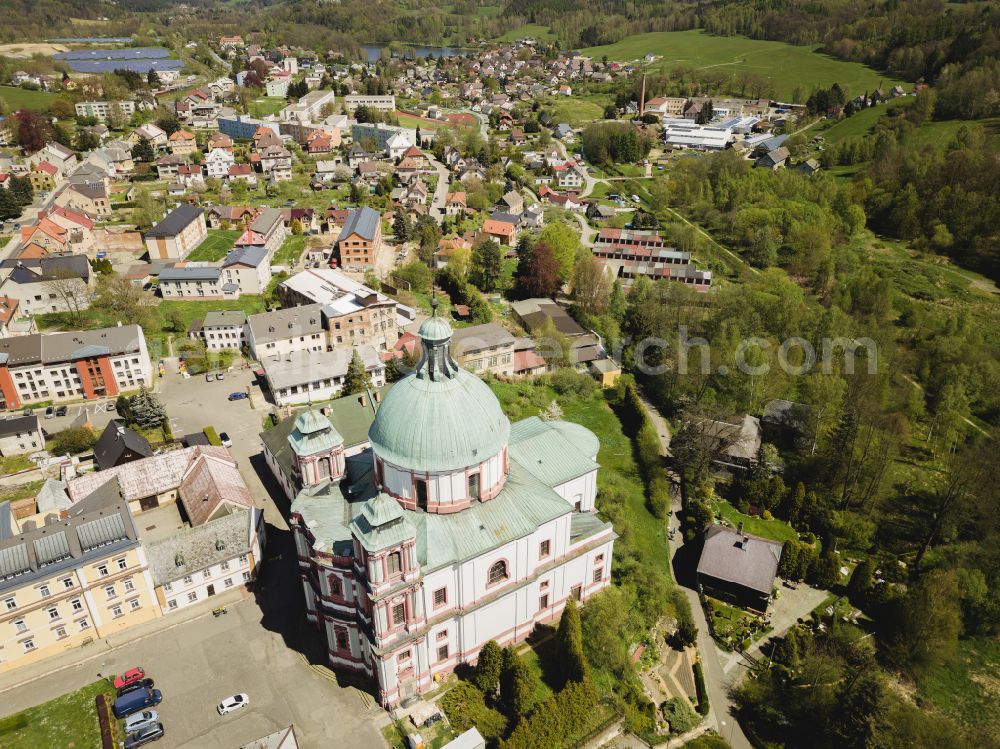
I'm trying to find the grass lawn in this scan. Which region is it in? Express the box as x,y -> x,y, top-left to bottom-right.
542,95 -> 607,128
711,498 -> 798,543
705,596 -> 771,651
0,679 -> 115,749
395,113 -> 470,132
382,719 -> 458,749
0,480 -> 45,503
250,96 -> 288,118
0,453 -> 34,474
186,229 -> 240,262
0,86 -> 61,111
272,235 -> 308,267
582,30 -> 907,102
822,99 -> 914,142
156,296 -> 267,337
920,636 -> 1000,732
908,116 -> 1000,149
489,378 -> 673,585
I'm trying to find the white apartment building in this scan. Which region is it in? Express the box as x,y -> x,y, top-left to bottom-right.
0,325 -> 152,409
344,94 -> 396,112
74,101 -> 137,122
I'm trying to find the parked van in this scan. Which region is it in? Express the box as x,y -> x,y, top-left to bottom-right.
113,688 -> 163,719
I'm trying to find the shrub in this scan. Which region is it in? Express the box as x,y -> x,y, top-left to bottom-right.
647,474 -> 670,519
547,367 -> 597,397
661,697 -> 700,735
203,426 -> 221,446
672,589 -> 697,647
692,661 -> 709,715
440,682 -> 507,742
48,426 -> 97,456
499,680 -> 598,749
475,640 -> 503,694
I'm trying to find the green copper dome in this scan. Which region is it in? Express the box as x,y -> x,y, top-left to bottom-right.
418,314 -> 453,342
288,409 -> 344,457
369,312 -> 510,473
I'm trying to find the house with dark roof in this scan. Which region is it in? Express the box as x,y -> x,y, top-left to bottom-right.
336,206 -> 383,271
0,255 -> 91,316
696,524 -> 783,612
144,204 -> 207,261
193,310 -> 247,351
0,414 -> 43,456
93,420 -> 153,471
52,181 -> 111,218
222,245 -> 272,294
0,324 -> 151,409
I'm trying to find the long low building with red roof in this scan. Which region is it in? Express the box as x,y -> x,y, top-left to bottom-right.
593,227 -> 712,290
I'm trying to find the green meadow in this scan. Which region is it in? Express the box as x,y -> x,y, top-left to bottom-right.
583,30 -> 906,101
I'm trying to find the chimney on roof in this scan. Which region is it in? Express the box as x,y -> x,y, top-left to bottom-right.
358,394 -> 367,407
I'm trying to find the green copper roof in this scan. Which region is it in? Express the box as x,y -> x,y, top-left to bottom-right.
418,314 -> 453,342
261,386 -> 391,479
288,410 -> 343,457
293,440 -> 611,573
508,417 -> 600,487
350,494 -> 415,553
369,315 -> 510,472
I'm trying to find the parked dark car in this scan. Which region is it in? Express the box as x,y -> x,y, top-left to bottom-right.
118,678 -> 155,697
228,392 -> 248,401
112,688 -> 162,719
124,722 -> 164,748
55,405 -> 67,417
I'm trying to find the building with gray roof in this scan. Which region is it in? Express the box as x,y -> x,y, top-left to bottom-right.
696,524 -> 783,612
0,325 -> 151,410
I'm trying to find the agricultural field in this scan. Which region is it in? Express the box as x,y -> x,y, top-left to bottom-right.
0,86 -> 61,111
582,30 -> 907,102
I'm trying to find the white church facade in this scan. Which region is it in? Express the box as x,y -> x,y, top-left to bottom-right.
262,308 -> 616,707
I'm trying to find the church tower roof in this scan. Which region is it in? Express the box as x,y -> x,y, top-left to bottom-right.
288,409 -> 344,457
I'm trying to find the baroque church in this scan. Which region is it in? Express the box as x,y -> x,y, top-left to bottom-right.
261,307 -> 616,707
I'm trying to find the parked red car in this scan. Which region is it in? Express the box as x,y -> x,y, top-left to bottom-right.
113,667 -> 145,689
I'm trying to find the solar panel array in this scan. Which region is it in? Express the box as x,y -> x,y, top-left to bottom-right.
54,47 -> 182,74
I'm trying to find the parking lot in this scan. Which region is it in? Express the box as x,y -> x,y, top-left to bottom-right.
156,362 -> 285,526
0,544 -> 388,749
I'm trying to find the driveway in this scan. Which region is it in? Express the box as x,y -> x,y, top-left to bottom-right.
427,155 -> 451,225
156,365 -> 285,527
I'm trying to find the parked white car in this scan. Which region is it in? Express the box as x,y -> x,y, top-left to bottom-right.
217,694 -> 250,715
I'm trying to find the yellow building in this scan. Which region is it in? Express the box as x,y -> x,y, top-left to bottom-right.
590,358 -> 622,388
0,480 -> 160,673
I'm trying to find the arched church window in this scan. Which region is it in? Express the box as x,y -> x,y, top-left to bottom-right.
487,560 -> 508,586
